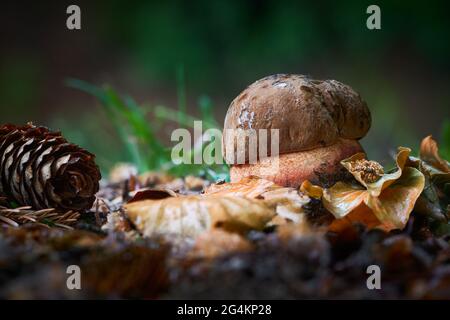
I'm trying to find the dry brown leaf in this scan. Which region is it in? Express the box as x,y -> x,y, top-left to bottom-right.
341,147 -> 411,197
206,176 -> 310,224
128,189 -> 177,203
262,187 -> 310,223
304,148 -> 425,232
419,135 -> 450,174
407,136 -> 450,220
275,213 -> 313,239
125,176 -> 312,242
415,136 -> 450,188
189,229 -> 253,259
124,195 -> 275,240
205,175 -> 276,198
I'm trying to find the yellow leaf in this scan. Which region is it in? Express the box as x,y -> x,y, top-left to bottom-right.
300,180 -> 323,199
341,147 -> 411,197
323,149 -> 425,232
365,167 -> 425,231
327,167 -> 425,232
322,182 -> 368,219
328,203 -> 380,233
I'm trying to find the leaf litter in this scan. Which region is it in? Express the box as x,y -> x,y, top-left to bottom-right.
0,137 -> 449,299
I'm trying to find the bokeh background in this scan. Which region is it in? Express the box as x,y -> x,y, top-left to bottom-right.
1,0 -> 449,172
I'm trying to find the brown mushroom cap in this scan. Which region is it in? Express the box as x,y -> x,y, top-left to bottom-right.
223,74 -> 371,162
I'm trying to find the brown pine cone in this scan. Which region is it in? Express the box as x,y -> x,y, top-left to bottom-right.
0,123 -> 101,211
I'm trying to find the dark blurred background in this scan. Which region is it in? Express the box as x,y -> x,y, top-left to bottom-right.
1,0 -> 449,171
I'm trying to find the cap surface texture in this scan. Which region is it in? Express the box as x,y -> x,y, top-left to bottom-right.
223,74 -> 371,162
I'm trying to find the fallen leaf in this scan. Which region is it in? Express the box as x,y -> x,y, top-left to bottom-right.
276,216 -> 313,241
419,135 -> 450,174
128,189 -> 177,203
189,229 -> 253,259
341,147 -> 410,197
408,136 -> 450,220
206,176 -> 310,224
300,180 -> 323,199
262,187 -> 309,223
125,195 -> 275,240
365,167 -> 425,230
205,175 -> 276,198
328,203 -> 380,233
309,148 -> 425,232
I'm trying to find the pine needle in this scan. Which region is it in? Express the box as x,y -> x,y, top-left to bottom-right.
0,205 -> 80,229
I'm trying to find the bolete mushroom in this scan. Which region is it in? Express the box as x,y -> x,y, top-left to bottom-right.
223,74 -> 371,188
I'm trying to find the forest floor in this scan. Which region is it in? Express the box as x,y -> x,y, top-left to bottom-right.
0,170 -> 449,300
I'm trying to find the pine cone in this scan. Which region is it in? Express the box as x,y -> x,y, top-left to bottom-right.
0,123 -> 101,211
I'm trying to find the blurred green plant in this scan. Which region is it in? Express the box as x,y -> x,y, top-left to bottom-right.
66,78 -> 229,182
441,119 -> 450,161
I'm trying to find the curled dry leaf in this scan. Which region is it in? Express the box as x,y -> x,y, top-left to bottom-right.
125,195 -> 275,240
205,176 -> 310,224
303,148 -> 425,232
413,135 -> 450,189
408,136 -> 450,220
340,147 -> 411,197
419,135 -> 450,175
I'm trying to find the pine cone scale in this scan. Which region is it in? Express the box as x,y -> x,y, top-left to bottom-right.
25,145 -> 51,208
0,130 -> 24,195
27,139 -> 72,208
10,137 -> 36,201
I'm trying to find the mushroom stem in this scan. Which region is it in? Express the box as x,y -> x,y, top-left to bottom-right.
230,138 -> 364,188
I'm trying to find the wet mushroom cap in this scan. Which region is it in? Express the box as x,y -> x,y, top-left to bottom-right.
223,74 -> 371,187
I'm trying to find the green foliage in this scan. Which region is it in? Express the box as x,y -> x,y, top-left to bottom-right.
66,78 -> 229,181
97,0 -> 450,91
441,119 -> 450,161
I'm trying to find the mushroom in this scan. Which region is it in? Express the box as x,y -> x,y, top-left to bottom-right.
223,74 -> 371,188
